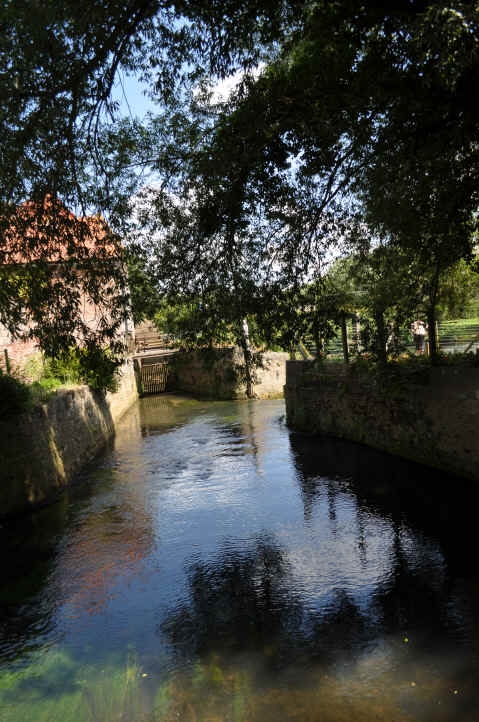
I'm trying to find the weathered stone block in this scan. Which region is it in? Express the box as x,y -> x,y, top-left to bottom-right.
170,348 -> 288,399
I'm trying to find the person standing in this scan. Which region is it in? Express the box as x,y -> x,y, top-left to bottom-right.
410,319 -> 428,354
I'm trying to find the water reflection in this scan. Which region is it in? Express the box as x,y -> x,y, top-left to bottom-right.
1,398 -> 479,721
0,403 -> 155,661
290,431 -> 479,568
162,535 -> 303,666
0,497 -> 69,660
291,432 -> 479,644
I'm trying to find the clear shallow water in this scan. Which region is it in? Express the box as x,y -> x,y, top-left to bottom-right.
1,396 -> 479,721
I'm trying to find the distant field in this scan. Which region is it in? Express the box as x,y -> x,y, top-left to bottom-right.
437,317 -> 479,351
439,316 -> 479,333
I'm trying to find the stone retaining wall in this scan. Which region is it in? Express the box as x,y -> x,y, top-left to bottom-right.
170,348 -> 288,399
285,360 -> 479,481
0,359 -> 138,519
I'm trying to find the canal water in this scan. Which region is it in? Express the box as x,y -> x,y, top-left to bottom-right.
1,396 -> 479,721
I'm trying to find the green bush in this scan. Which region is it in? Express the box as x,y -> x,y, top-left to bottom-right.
76,347 -> 119,392
22,353 -> 44,383
43,353 -> 82,385
434,351 -> 479,367
29,376 -> 65,404
0,346 -> 120,418
41,347 -> 120,393
0,373 -> 31,419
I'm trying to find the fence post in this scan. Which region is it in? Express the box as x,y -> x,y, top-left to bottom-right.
341,313 -> 349,364
4,349 -> 11,375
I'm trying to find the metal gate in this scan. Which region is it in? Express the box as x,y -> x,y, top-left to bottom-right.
141,362 -> 169,395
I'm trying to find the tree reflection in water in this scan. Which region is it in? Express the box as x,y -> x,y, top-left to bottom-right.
161,535 -> 304,667
157,533 -> 477,721
291,430 -> 479,641
155,426 -> 479,722
4,400 -> 479,721
290,430 -> 479,571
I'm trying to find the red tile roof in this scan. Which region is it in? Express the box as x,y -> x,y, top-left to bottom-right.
1,195 -> 121,266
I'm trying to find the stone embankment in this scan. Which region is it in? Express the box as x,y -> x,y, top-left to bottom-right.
285,360 -> 479,481
0,359 -> 138,519
170,348 -> 288,399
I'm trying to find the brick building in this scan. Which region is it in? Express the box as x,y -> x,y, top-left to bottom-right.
0,196 -> 134,375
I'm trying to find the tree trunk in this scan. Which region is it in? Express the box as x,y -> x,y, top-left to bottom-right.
351,314 -> 360,354
4,349 -> 11,375
427,265 -> 440,364
427,307 -> 438,362
374,310 -> 387,364
239,318 -> 254,398
312,319 -> 323,358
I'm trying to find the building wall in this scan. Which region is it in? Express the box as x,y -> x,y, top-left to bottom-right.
0,359 -> 138,519
0,283 -> 135,374
285,360 -> 479,481
0,323 -> 38,373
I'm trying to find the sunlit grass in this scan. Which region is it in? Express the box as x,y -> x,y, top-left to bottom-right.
439,316 -> 479,332
438,316 -> 479,347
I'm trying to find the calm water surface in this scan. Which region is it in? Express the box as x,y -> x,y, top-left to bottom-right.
1,396 -> 479,721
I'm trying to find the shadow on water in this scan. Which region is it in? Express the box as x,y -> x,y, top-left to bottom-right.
160,522 -> 477,660
160,533 -> 389,678
289,431 -> 479,570
161,535 -> 303,665
2,399 -> 479,721
158,533 -> 479,721
0,498 -> 68,662
0,403 -> 156,666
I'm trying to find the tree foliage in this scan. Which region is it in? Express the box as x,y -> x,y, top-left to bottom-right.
128,1 -> 479,364
0,196 -> 129,358
1,0 -> 308,356
2,1 -> 479,359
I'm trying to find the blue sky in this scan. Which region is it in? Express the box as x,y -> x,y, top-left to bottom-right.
111,72 -> 157,119
111,66 -> 256,119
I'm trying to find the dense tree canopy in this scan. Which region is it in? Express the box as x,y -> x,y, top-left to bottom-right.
136,1 -> 479,359
177,1 -> 479,267
1,0 -> 304,208
1,1 -> 479,358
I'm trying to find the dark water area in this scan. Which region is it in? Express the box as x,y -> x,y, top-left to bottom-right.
1,396 -> 479,721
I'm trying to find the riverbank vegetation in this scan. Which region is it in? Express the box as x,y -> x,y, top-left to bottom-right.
300,252 -> 479,364
0,348 -> 119,419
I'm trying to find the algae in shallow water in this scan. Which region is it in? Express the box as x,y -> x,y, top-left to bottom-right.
0,649 -> 146,722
